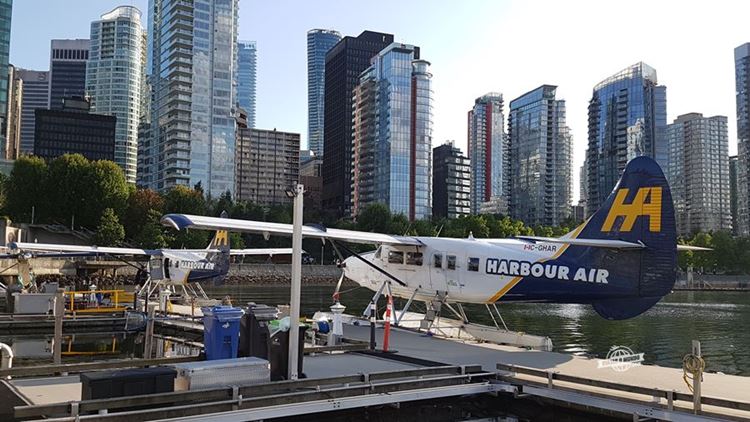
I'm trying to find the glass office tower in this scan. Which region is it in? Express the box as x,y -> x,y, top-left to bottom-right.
140,0 -> 239,196
468,93 -> 507,215
49,39 -> 90,109
585,62 -> 667,214
508,85 -> 572,226
237,40 -> 256,128
0,0 -> 11,151
351,43 -> 433,220
86,6 -> 145,183
735,43 -> 750,236
306,29 -> 341,157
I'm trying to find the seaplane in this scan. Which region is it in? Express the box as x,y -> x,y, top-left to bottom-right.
159,157 -> 705,346
4,220 -> 293,301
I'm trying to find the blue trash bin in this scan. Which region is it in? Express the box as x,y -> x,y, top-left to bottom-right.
202,306 -> 244,360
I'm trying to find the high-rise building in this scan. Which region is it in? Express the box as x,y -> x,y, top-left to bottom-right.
0,0 -> 12,153
735,43 -> 750,236
508,85 -> 572,226
730,155 -> 739,236
86,6 -> 145,183
322,30 -> 393,218
432,141 -> 470,219
306,29 -> 341,157
300,150 -> 323,212
237,40 -> 256,128
235,128 -> 300,206
585,62 -> 667,214
16,69 -> 49,155
468,93 -> 507,215
667,113 -> 731,235
579,162 -> 587,209
4,65 -> 21,159
351,43 -> 432,220
34,97 -> 116,162
48,39 -> 90,109
140,0 -> 239,197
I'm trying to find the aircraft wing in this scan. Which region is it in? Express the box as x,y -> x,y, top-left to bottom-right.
161,214 -> 422,246
9,242 -> 158,256
230,248 -> 295,256
513,236 -> 646,249
677,244 -> 713,251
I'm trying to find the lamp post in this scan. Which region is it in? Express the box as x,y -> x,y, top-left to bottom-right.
285,183 -> 304,380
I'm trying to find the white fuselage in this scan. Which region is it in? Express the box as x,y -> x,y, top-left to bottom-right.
342,237 -> 610,304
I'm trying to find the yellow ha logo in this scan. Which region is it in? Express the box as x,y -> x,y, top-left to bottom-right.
213,230 -> 229,246
602,187 -> 662,232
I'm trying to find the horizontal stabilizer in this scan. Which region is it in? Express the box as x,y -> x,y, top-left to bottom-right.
677,244 -> 712,252
514,236 -> 645,249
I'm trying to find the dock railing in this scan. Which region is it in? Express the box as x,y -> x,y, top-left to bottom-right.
65,289 -> 133,314
496,363 -> 750,418
11,365 -> 500,421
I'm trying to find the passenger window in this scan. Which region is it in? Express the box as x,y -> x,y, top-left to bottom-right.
468,257 -> 479,272
433,253 -> 443,268
388,250 -> 404,264
406,252 -> 423,266
447,255 -> 456,270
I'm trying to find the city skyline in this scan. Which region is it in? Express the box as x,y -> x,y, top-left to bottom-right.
7,1 -> 750,203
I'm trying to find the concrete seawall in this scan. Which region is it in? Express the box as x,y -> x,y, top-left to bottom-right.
225,264 -> 345,285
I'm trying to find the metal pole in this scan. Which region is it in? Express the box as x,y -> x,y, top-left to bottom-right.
53,289 -> 64,365
692,340 -> 702,414
288,184 -> 304,381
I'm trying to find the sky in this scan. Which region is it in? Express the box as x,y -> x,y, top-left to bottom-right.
9,0 -> 750,203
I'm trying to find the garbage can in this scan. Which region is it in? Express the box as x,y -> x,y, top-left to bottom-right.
201,306 -> 244,360
239,303 -> 278,359
269,325 -> 306,381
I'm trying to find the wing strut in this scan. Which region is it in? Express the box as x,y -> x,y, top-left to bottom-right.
332,241 -> 407,287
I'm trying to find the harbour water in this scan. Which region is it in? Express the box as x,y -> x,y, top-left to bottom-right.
2,285 -> 747,376
206,285 -> 750,376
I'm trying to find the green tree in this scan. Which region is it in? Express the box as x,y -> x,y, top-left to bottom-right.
164,185 -> 207,215
46,154 -> 92,227
5,156 -> 48,223
123,188 -> 165,238
356,203 -> 391,233
93,208 -> 125,246
388,214 -> 410,235
213,190 -> 233,216
230,232 -> 246,249
133,209 -> 170,249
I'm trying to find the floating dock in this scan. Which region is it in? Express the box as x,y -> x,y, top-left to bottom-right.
1,311 -> 748,421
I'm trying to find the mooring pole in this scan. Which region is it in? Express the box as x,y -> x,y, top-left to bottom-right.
144,304 -> 156,359
53,289 -> 64,365
692,340 -> 702,414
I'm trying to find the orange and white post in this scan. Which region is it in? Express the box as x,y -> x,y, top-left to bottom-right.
383,294 -> 393,352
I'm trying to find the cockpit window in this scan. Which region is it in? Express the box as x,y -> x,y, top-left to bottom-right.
468,257 -> 479,272
406,252 -> 423,266
388,250 -> 404,264
447,255 -> 456,270
433,253 -> 443,268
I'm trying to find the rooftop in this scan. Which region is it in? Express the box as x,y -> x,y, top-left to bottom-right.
594,62 -> 657,91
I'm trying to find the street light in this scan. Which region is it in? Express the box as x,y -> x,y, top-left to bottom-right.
287,183 -> 304,380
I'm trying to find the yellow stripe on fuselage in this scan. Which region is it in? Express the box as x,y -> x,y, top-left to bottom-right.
485,219 -> 589,303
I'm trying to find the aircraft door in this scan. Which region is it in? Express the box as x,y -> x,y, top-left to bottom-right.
430,252 -> 457,294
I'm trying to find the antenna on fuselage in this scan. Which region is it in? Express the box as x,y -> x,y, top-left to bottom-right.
436,224 -> 444,237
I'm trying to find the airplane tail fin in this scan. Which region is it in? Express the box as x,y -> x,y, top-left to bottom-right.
205,211 -> 231,282
576,156 -> 676,319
